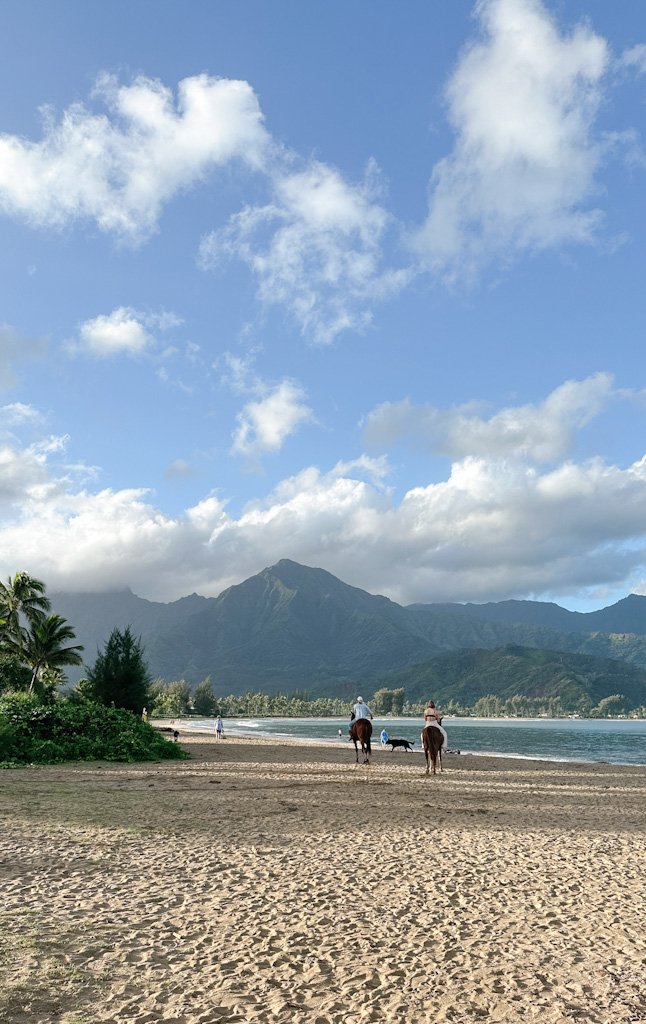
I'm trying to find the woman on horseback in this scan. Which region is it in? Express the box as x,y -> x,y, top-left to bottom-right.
423,700 -> 448,752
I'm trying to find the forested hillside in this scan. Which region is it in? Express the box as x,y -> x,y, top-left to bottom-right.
51,561 -> 646,704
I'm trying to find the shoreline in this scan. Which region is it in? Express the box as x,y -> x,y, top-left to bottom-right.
156,716 -> 646,768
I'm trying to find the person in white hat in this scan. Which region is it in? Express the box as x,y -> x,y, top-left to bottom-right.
349,695 -> 373,735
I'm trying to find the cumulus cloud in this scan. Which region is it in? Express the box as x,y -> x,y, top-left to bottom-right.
0,73 -> 269,243
414,0 -> 609,278
0,324 -> 48,389
201,159 -> 409,344
363,373 -> 615,462
68,307 -> 151,358
0,434 -> 71,510
66,306 -> 182,358
4,407 -> 646,604
232,379 -> 313,458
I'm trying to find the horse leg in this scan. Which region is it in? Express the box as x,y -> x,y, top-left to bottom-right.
352,736 -> 359,764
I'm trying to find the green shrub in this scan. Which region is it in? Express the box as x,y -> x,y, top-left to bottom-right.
0,693 -> 187,765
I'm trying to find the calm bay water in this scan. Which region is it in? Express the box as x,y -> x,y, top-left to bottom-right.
183,715 -> 646,767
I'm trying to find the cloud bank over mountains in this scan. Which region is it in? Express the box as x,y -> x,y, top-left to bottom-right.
3,376 -> 646,606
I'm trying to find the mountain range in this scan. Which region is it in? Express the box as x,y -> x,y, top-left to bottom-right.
50,559 -> 646,707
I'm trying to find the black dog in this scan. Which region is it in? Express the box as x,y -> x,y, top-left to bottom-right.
386,738 -> 415,752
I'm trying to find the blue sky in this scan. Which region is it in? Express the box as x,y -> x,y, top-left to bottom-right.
2,0 -> 646,609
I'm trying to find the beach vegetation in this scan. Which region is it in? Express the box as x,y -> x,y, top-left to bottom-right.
0,571 -> 51,638
3,612 -> 84,693
86,626 -> 150,713
0,692 -> 186,765
589,693 -> 626,717
149,678 -> 193,716
372,687 -> 406,714
0,573 -> 83,695
192,675 -> 217,715
0,653 -> 32,694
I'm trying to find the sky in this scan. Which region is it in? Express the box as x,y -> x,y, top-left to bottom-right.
2,0 -> 646,610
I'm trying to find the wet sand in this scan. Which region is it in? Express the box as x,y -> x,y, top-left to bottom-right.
1,733 -> 645,1023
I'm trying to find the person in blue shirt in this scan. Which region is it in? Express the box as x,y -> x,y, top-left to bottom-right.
349,695 -> 373,735
380,728 -> 389,746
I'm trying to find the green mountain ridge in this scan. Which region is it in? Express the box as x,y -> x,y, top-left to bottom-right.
380,645 -> 646,712
49,559 -> 646,708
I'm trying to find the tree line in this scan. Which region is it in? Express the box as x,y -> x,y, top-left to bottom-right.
148,682 -> 645,719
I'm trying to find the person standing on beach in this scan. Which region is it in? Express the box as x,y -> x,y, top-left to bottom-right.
216,715 -> 224,740
423,700 -> 448,752
380,728 -> 389,746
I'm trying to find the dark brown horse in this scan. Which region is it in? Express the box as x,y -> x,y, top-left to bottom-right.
350,718 -> 372,765
422,724 -> 444,776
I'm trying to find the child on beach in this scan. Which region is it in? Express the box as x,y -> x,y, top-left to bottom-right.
216,716 -> 224,739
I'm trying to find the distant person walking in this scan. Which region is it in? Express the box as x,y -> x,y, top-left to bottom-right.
141,707 -> 149,724
380,728 -> 389,747
216,715 -> 224,740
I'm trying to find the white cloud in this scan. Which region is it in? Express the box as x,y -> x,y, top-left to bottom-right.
0,402 -> 43,427
67,306 -> 183,358
363,373 -> 615,462
414,0 -> 609,278
0,73 -> 269,243
232,379 -> 313,458
0,434 -> 71,509
620,44 -> 646,74
201,159 -> 409,344
68,307 -> 151,358
0,324 -> 48,390
4,397 -> 646,604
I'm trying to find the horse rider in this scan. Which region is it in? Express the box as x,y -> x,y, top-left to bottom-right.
349,695 -> 373,735
423,699 -> 448,752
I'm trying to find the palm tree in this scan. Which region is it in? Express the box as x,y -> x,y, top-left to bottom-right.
0,572 -> 51,640
4,612 -> 84,693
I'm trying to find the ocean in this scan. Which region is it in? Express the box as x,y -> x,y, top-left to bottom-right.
180,715 -> 646,767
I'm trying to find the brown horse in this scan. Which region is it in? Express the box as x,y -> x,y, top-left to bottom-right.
422,724 -> 444,776
350,718 -> 372,765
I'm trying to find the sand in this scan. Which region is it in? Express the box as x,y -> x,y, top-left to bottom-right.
1,732 -> 645,1024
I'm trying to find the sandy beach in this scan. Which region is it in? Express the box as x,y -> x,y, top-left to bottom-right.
1,732 -> 645,1024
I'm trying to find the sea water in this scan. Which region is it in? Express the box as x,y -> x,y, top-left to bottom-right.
182,715 -> 646,767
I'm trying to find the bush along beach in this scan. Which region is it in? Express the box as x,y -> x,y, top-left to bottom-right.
0,692 -> 186,766
0,571 -> 187,766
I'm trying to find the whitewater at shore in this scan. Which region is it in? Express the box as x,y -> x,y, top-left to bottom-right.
1,733 -> 645,1023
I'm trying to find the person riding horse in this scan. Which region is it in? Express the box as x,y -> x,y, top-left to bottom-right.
349,697 -> 373,764
422,700 -> 448,752
349,696 -> 373,734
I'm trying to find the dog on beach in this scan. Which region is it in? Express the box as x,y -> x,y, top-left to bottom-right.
386,738 -> 415,752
